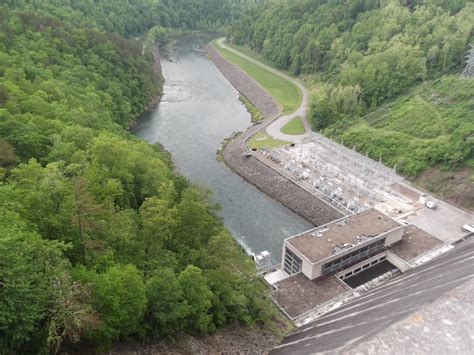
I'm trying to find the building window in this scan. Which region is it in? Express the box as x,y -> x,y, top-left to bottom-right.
322,238 -> 386,275
284,248 -> 302,275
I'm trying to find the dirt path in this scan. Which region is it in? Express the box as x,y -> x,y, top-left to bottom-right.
216,38 -> 311,142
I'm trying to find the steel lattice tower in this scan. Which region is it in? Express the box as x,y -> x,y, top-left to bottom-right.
461,44 -> 474,79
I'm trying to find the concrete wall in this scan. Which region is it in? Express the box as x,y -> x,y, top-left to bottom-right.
384,226 -> 405,246
386,252 -> 411,273
283,241 -> 313,278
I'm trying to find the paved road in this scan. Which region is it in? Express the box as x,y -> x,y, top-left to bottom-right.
216,38 -> 310,142
271,239 -> 474,354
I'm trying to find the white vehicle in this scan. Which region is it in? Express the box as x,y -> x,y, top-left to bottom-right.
462,224 -> 474,233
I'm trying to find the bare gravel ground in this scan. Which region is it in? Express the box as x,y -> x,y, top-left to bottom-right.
109,321 -> 292,355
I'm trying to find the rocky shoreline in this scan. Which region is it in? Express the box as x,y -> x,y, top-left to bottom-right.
206,43 -> 342,226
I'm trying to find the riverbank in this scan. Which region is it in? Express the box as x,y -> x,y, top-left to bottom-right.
207,43 -> 342,226
214,38 -> 311,143
128,43 -> 164,131
144,43 -> 164,110
214,40 -> 301,114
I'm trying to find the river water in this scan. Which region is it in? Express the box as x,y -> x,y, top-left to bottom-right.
133,34 -> 312,260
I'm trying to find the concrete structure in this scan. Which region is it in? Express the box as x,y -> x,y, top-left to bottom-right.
267,224 -> 443,321
281,208 -> 404,280
271,239 -> 474,355
259,134 -> 473,244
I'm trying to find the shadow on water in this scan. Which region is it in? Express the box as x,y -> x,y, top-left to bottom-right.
133,34 -> 312,261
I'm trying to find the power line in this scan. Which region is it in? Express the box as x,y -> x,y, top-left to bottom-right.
357,59 -> 464,125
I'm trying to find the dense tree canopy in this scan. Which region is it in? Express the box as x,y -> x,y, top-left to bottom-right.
7,0 -> 261,36
2,0 -> 471,351
0,2 -> 274,353
230,0 -> 472,99
229,0 -> 474,177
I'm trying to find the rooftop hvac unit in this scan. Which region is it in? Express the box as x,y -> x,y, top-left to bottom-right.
312,179 -> 320,188
419,194 -> 428,205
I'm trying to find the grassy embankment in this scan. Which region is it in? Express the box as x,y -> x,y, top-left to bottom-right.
281,117 -> 306,135
214,41 -> 301,114
226,43 -> 294,75
240,94 -> 263,123
246,132 -> 289,149
214,40 -> 300,149
324,75 -> 474,209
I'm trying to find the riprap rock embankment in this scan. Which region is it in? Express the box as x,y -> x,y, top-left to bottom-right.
206,44 -> 342,226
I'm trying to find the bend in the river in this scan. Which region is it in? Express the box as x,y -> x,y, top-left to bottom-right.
133,34 -> 312,261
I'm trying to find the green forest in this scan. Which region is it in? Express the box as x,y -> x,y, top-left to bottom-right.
0,1 -> 275,353
1,0 -> 473,353
229,0 -> 474,201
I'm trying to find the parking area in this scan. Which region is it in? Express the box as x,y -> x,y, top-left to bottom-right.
405,198 -> 473,244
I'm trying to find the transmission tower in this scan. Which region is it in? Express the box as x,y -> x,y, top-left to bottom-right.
461,44 -> 474,79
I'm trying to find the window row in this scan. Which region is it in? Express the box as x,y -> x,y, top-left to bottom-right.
322,238 -> 386,275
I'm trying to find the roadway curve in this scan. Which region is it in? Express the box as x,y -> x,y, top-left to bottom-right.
216,38 -> 310,142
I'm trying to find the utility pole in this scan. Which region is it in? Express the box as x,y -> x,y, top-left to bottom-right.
461,44 -> 474,79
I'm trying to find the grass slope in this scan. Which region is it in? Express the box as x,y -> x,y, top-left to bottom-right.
280,117 -> 305,135
326,75 -> 473,176
227,43 -> 289,74
246,131 -> 289,149
214,42 -> 301,114
324,75 -> 474,208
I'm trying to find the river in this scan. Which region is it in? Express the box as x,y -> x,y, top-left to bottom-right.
133,34 -> 312,261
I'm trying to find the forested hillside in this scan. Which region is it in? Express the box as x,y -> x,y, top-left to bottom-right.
6,0 -> 260,36
229,0 -> 473,207
0,2 -> 274,353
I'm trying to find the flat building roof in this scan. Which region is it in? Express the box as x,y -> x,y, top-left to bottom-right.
286,208 -> 401,264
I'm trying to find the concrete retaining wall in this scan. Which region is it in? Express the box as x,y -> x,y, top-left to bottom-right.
206,44 -> 342,226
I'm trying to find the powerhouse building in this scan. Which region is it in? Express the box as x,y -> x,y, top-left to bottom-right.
281,208 -> 405,280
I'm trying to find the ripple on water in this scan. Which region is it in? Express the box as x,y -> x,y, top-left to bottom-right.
134,34 -> 312,261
